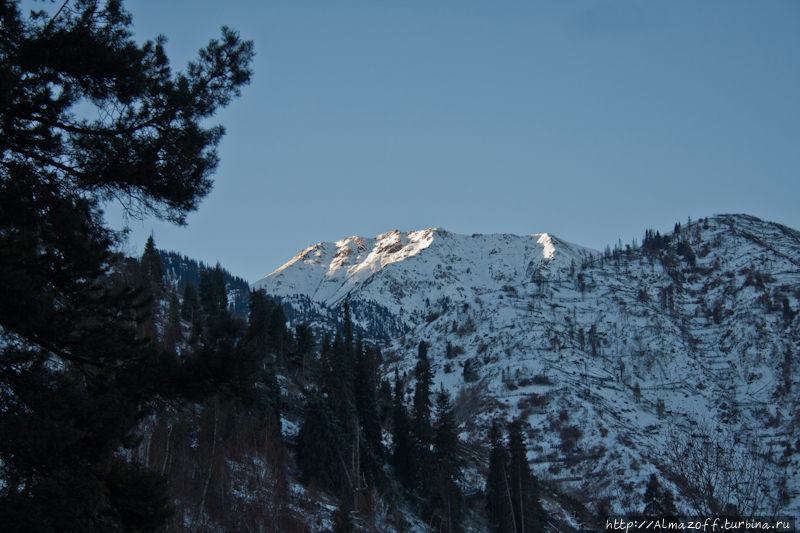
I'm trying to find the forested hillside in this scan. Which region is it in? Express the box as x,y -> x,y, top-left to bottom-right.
158,249 -> 251,316
255,214 -> 800,528
119,259 -> 555,532
120,213 -> 800,532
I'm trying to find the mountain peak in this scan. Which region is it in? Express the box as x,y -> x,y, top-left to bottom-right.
252,228 -> 593,340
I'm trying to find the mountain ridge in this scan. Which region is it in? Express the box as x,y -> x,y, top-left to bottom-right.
252,227 -> 594,341
254,213 -> 800,520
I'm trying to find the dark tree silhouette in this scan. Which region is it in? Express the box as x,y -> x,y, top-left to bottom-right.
392,369 -> 415,489
0,1 -> 253,530
486,420 -> 514,533
430,385 -> 463,532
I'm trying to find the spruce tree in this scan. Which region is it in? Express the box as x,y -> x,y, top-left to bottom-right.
328,330 -> 356,445
433,385 -> 460,468
247,290 -> 281,429
487,420 -> 514,533
643,474 -> 677,518
308,304 -> 362,495
199,263 -> 228,317
355,342 -> 383,459
141,235 -> 164,284
507,421 -> 546,533
319,334 -> 334,386
298,394 -> 340,491
392,369 -> 415,489
181,282 -> 200,320
430,386 -> 463,533
183,265 -> 259,402
0,1 -> 253,529
412,358 -> 435,490
413,359 -> 434,447
643,474 -> 661,515
378,376 -> 394,425
419,339 -> 428,361
181,281 -> 202,337
268,301 -> 291,359
138,235 -> 165,342
350,340 -> 383,489
295,322 -> 315,379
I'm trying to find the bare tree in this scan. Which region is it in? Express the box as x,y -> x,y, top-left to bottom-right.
663,420 -> 784,519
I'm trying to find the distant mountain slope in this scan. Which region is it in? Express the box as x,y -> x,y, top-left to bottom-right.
158,250 -> 251,316
255,214 -> 800,519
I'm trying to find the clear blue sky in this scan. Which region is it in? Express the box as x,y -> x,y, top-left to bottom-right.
106,1 -> 800,283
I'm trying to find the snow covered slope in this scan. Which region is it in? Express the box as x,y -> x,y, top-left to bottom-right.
253,228 -> 593,341
256,214 -> 800,521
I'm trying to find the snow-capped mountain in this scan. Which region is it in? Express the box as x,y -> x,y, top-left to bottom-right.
255,214 -> 800,521
252,228 -> 593,342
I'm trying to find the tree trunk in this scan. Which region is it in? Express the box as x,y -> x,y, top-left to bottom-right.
196,401 -> 219,531
503,464 -> 518,533
161,424 -> 173,475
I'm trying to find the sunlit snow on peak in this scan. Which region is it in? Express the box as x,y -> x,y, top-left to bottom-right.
535,233 -> 555,259
252,227 -> 590,311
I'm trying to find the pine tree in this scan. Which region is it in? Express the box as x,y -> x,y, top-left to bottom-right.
0,1 -> 253,529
